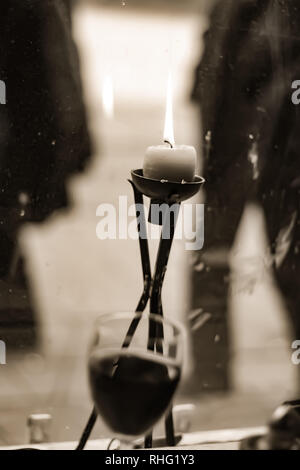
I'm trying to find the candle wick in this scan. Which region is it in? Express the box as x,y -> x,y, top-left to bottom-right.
164,140 -> 173,149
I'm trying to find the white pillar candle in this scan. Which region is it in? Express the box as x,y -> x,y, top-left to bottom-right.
143,72 -> 197,183
143,144 -> 197,182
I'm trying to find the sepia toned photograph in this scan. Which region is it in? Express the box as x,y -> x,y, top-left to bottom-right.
0,0 -> 299,455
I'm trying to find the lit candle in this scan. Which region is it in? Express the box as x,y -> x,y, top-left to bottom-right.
143,73 -> 197,183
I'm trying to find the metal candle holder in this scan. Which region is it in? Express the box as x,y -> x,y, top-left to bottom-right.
76,169 -> 204,451
127,170 -> 204,448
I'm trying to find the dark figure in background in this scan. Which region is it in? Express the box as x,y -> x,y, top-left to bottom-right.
191,0 -> 300,391
0,0 -> 91,349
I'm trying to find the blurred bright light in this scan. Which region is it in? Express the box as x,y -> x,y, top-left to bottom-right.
102,74 -> 114,119
73,7 -> 202,108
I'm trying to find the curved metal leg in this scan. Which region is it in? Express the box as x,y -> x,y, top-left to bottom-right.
149,205 -> 180,447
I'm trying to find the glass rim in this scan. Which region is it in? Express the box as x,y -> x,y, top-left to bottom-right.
94,311 -> 187,338
91,311 -> 187,366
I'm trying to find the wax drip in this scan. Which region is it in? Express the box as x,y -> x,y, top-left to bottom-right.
164,140 -> 173,149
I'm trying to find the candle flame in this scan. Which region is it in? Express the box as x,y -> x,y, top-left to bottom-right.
163,72 -> 175,147
102,75 -> 114,119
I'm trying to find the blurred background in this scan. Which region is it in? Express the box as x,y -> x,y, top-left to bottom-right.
0,0 -> 297,445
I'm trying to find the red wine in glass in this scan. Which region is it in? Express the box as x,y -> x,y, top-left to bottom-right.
89,351 -> 180,437
87,312 -> 186,444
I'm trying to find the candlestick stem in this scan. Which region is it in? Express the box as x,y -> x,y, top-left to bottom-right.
76,179 -> 183,450
75,407 -> 97,451
165,409 -> 176,446
126,182 -> 180,448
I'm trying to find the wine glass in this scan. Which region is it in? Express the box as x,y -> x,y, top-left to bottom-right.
87,311 -> 186,447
